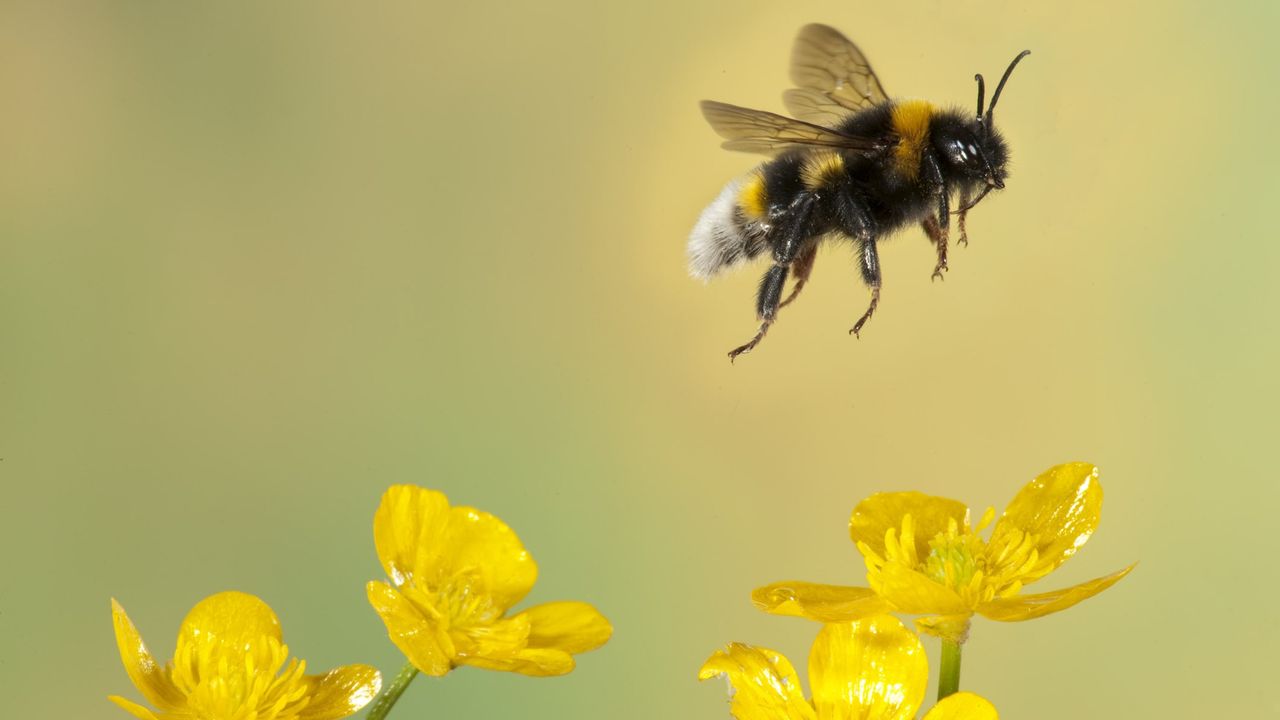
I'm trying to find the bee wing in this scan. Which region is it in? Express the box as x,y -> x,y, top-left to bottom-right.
785,23 -> 889,125
700,100 -> 885,156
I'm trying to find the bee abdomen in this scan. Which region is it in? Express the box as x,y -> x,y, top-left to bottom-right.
687,175 -> 770,281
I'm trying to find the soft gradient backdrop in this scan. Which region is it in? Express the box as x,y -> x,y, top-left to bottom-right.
3,1 -> 1277,717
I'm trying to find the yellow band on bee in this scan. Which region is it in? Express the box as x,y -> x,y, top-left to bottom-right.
801,152 -> 846,191
890,100 -> 934,180
737,172 -> 768,220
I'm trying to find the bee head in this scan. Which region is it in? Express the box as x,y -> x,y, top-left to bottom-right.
951,49 -> 1031,192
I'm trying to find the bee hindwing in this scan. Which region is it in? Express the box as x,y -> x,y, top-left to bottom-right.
687,177 -> 769,281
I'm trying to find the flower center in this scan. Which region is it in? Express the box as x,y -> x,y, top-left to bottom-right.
170,633 -> 312,720
402,567 -> 502,631
923,528 -> 984,589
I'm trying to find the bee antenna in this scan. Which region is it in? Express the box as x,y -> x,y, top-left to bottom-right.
974,74 -> 986,122
985,50 -> 1031,127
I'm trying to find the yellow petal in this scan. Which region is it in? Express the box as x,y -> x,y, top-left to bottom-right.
875,563 -> 971,615
175,591 -> 282,656
922,692 -> 999,720
516,601 -> 612,654
699,643 -> 816,720
297,664 -> 383,720
455,647 -> 576,676
851,492 -> 970,563
977,564 -> 1135,622
366,581 -> 453,676
108,695 -> 161,720
808,616 -> 927,720
373,485 -> 537,612
988,463 -> 1103,580
751,581 -> 892,622
110,599 -> 184,711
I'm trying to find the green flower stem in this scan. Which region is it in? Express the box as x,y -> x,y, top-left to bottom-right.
365,660 -> 420,720
937,639 -> 962,701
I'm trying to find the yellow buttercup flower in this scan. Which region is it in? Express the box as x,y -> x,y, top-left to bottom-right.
753,462 -> 1135,642
109,591 -> 381,720
366,484 -> 612,677
700,615 -> 999,720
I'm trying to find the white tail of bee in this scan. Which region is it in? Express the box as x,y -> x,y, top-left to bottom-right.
687,178 -> 768,281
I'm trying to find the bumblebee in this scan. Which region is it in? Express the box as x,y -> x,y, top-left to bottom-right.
689,24 -> 1030,360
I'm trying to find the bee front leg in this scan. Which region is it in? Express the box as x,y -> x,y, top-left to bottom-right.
956,186 -> 972,247
728,195 -> 817,362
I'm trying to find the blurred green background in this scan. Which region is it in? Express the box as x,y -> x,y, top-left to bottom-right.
2,1 -> 1277,717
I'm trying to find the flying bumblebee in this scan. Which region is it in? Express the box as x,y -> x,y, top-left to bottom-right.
689,24 -> 1030,360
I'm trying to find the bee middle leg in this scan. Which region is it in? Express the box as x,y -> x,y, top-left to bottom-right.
922,215 -> 948,282
836,190 -> 882,338
850,237 -> 881,338
728,195 -> 817,362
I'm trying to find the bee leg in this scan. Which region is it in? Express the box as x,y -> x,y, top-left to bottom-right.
728,195 -> 817,362
922,215 -> 948,282
778,241 -> 817,309
834,190 -> 882,338
728,263 -> 788,362
956,187 -> 972,247
921,153 -> 950,280
850,237 -> 882,338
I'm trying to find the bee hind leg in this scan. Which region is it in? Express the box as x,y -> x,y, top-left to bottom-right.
728,195 -> 817,362
729,263 -> 788,362
778,242 -> 817,309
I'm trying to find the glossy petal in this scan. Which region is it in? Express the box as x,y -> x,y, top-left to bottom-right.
978,564 -> 1136,621
851,492 -> 970,562
456,647 -> 576,676
989,463 -> 1103,580
517,601 -> 612,654
699,643 -> 816,720
875,564 -> 970,615
751,582 -> 892,622
366,581 -> 453,676
108,695 -> 161,720
297,664 -> 383,720
809,616 -> 927,720
922,692 -> 999,720
110,599 -> 184,711
373,485 -> 537,612
175,591 -> 282,655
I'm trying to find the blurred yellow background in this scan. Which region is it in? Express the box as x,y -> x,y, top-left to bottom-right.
2,1 -> 1277,717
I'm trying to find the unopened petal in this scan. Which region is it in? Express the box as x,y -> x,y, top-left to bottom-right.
175,591 -> 282,657
373,485 -> 452,587
516,601 -> 612,654
108,695 -> 161,720
989,463 -> 1103,581
366,581 -> 453,676
373,485 -> 538,613
751,581 -> 892,622
297,664 -> 383,720
922,692 -> 999,720
110,599 -> 184,711
977,564 -> 1135,622
699,643 -> 815,720
851,492 -> 970,563
809,617 -> 927,720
